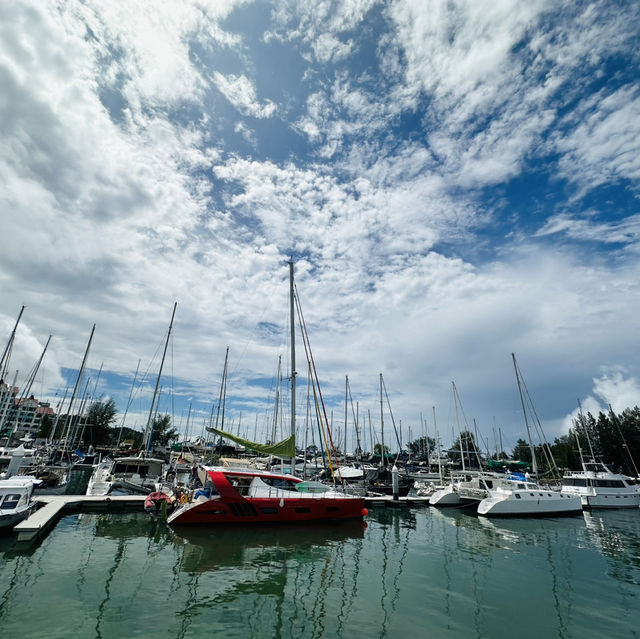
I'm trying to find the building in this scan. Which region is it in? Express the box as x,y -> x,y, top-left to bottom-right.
0,379 -> 55,443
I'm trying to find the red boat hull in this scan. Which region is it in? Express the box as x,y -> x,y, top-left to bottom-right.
167,467 -> 366,525
169,495 -> 366,524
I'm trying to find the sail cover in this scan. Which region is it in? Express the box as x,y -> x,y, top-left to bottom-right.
209,427 -> 296,457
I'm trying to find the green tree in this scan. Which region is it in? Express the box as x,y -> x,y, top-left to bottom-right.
37,413 -> 54,439
373,443 -> 390,458
451,430 -> 478,454
149,413 -> 179,446
512,438 -> 532,462
407,436 -> 436,461
84,397 -> 117,446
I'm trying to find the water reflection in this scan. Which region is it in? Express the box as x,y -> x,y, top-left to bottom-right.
583,510 -> 640,585
1,508 -> 639,638
169,521 -> 367,573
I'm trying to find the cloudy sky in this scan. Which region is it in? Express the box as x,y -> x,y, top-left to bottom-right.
1,0 -> 639,455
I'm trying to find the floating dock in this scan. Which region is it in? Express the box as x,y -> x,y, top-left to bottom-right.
14,494 -> 146,542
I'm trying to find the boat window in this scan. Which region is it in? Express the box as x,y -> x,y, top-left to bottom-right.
262,477 -> 299,490
594,480 -> 626,488
260,507 -> 278,514
515,494 -> 521,499
295,481 -> 329,494
0,494 -> 21,510
228,476 -> 252,495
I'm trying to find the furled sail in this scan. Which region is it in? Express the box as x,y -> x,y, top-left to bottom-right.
208,427 -> 296,457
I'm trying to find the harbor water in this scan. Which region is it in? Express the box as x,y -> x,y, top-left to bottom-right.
1,506 -> 638,638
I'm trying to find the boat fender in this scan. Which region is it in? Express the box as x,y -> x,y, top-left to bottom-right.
279,498 -> 284,508
361,508 -> 368,517
180,494 -> 189,504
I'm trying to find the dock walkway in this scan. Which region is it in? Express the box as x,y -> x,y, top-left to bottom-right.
14,495 -> 146,542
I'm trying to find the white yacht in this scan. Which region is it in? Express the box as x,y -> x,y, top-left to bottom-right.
477,474 -> 583,517
561,460 -> 640,509
86,455 -> 166,495
0,475 -> 41,529
429,472 -> 487,507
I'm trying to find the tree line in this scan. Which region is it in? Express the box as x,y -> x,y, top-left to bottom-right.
38,397 -> 178,449
406,406 -> 640,475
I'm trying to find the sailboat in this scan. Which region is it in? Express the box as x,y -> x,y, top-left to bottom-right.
167,262 -> 367,525
86,305 -> 176,496
476,355 -> 582,517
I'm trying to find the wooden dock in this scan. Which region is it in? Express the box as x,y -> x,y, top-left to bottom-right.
14,494 -> 146,542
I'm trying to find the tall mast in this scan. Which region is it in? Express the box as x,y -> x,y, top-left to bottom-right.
2,334 -> 52,441
0,305 -> 25,382
433,406 -> 443,483
512,353 -> 537,476
344,375 -> 348,460
289,261 -> 296,472
62,324 -> 96,448
144,302 -> 177,454
453,381 -> 466,472
379,373 -> 385,467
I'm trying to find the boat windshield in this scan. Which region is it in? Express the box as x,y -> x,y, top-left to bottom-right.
295,481 -> 331,494
0,494 -> 21,510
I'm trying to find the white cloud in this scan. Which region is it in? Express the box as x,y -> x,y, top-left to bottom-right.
536,213 -> 640,245
213,72 -> 276,118
1,0 -> 639,449
554,85 -> 640,192
561,368 -> 640,434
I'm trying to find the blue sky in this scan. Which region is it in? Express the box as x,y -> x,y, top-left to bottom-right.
1,1 -> 640,455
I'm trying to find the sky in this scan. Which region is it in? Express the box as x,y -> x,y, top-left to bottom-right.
1,0 -> 640,455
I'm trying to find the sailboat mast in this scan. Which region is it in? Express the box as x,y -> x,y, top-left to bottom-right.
62,324 -> 96,449
379,373 -> 385,467
577,399 -> 596,461
453,381 -> 466,472
512,353 -> 537,476
289,261 -> 296,473
433,406 -> 443,483
344,375 -> 348,460
0,305 -> 25,382
144,302 -> 177,453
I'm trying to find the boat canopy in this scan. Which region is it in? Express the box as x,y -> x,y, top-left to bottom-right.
209,427 -> 296,458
